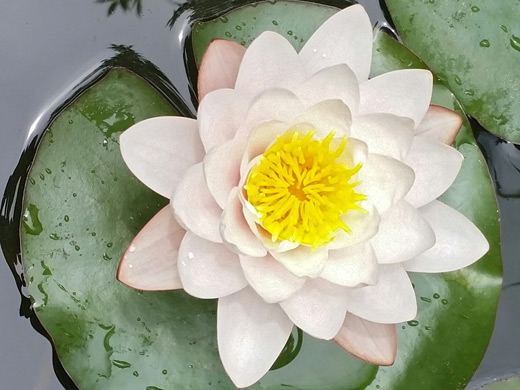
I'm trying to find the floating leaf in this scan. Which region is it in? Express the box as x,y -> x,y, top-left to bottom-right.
385,0 -> 520,143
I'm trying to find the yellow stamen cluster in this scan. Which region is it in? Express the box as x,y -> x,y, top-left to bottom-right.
245,130 -> 365,248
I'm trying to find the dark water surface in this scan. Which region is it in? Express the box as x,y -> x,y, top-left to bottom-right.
1,1 -> 519,389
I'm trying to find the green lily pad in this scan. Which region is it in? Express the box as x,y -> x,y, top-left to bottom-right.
385,0 -> 520,143
21,1 -> 501,390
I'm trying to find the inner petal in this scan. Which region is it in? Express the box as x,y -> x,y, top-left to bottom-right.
244,129 -> 365,248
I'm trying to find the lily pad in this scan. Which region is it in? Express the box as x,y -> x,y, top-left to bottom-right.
20,1 -> 501,390
385,0 -> 520,143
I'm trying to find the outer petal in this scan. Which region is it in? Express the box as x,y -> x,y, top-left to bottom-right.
172,163 -> 222,243
178,231 -> 247,298
346,264 -> 417,324
299,4 -> 373,82
240,254 -> 306,303
279,278 -> 349,339
404,200 -> 489,272
204,138 -> 246,208
359,69 -> 433,126
197,39 -> 246,101
117,206 -> 183,291
120,116 -> 203,198
335,313 -> 397,366
294,99 -> 352,138
235,31 -> 306,97
220,188 -> 267,258
321,243 -> 378,287
218,287 -> 293,388
271,245 -> 328,278
371,201 -> 435,264
356,154 -> 415,214
295,64 -> 360,112
350,114 -> 414,160
415,105 -> 462,145
198,88 -> 249,152
404,137 -> 463,208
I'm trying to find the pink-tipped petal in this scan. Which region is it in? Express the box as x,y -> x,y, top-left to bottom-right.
117,206 -> 183,291
218,287 -> 293,388
172,163 -> 223,243
321,243 -> 378,287
235,31 -> 306,98
404,137 -> 463,208
198,88 -> 249,152
415,105 -> 463,145
350,114 -> 415,160
240,253 -> 306,303
120,116 -> 203,198
357,154 -> 415,214
371,201 -> 435,264
404,200 -> 489,273
279,278 -> 349,340
178,231 -> 247,298
335,313 -> 397,366
346,264 -> 417,324
295,99 -> 352,138
221,188 -> 267,257
198,39 -> 246,101
204,138 -> 246,208
299,4 -> 373,82
359,69 -> 433,126
295,64 -> 360,112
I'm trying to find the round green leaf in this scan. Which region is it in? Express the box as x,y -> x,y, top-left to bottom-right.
21,2 -> 501,390
385,0 -> 520,143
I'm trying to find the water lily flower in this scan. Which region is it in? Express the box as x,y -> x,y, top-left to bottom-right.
117,4 -> 489,388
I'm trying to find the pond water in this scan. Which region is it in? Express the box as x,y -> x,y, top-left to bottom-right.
1,1 -> 519,389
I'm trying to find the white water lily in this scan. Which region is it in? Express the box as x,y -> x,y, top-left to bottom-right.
116,4 -> 489,388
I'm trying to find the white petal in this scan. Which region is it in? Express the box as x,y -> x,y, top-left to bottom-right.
238,89 -> 304,137
279,278 -> 349,339
235,31 -> 306,97
198,88 -> 249,152
321,243 -> 378,287
404,200 -> 489,272
294,99 -> 352,138
371,201 -> 435,264
357,154 -> 415,214
359,69 -> 433,126
204,138 -> 246,208
117,206 -> 183,291
120,116 -> 203,198
295,64 -> 360,112
198,39 -> 246,101
404,137 -> 463,208
415,105 -> 463,145
329,202 -> 380,250
177,231 -> 247,298
299,4 -> 373,82
240,121 -> 289,178
218,288 -> 293,388
346,264 -> 417,324
220,188 -> 267,257
172,163 -> 222,243
335,313 -> 397,366
240,254 -> 306,303
271,245 -> 328,278
350,114 -> 414,160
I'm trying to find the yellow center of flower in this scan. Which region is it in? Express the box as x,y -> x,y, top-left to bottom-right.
245,130 -> 366,248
